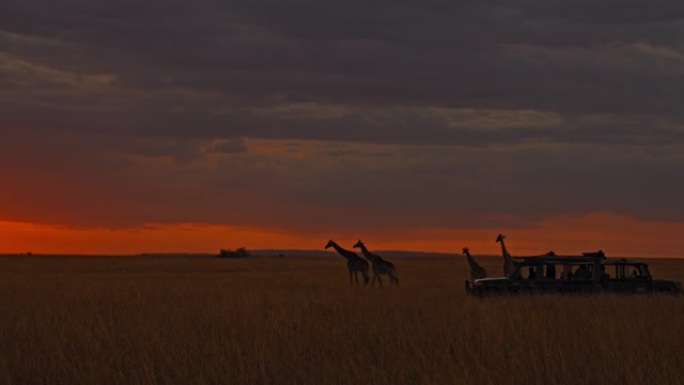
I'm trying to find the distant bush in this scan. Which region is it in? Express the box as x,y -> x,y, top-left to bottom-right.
217,247 -> 251,258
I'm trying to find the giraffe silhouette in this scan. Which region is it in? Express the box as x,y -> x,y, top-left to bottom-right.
325,240 -> 370,285
496,234 -> 518,277
463,247 -> 487,280
353,240 -> 399,286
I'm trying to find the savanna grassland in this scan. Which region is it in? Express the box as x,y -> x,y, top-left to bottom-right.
0,254 -> 683,385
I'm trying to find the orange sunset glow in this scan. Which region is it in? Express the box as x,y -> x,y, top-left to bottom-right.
3,2 -> 684,259
2,212 -> 683,257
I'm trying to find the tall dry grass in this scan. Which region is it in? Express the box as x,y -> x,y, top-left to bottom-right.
0,254 -> 682,385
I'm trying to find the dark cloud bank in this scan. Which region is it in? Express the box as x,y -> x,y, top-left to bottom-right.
1,0 -> 683,231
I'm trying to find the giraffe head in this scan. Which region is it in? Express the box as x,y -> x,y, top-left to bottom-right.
352,239 -> 364,249
324,240 -> 335,249
462,247 -> 470,255
496,233 -> 506,243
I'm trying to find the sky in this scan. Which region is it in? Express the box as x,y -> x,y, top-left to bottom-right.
1,1 -> 684,256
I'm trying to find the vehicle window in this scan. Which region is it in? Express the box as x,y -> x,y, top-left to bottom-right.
560,264 -> 572,279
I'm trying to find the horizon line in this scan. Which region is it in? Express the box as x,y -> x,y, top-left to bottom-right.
0,249 -> 680,259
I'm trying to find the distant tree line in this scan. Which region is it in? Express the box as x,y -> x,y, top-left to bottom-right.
217,247 -> 251,258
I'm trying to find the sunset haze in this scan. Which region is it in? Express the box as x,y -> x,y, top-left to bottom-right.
2,1 -> 684,257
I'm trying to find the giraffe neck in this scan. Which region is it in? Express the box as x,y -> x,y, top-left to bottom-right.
358,243 -> 378,263
330,242 -> 352,259
499,239 -> 517,276
465,252 -> 480,269
500,239 -> 512,258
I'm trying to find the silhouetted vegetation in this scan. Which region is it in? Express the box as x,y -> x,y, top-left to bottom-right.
216,247 -> 251,258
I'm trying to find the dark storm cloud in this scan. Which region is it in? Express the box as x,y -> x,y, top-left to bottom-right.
3,0 -> 683,115
1,0 -> 684,229
522,0 -> 684,24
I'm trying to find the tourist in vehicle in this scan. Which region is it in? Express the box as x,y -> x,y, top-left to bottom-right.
573,265 -> 591,279
546,263 -> 556,279
527,267 -> 536,279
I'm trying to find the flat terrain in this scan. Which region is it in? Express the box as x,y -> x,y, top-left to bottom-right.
0,254 -> 683,385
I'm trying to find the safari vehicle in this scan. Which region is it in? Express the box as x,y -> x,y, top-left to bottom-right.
465,253 -> 683,295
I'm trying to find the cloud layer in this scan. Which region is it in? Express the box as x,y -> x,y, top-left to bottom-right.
1,0 -> 683,235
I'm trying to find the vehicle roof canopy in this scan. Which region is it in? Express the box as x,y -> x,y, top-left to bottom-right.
515,256 -> 646,265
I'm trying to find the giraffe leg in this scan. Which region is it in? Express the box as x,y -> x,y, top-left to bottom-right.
348,268 -> 353,285
388,267 -> 398,286
370,266 -> 378,286
376,274 -> 383,287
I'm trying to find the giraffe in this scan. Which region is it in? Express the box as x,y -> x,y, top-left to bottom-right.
353,240 -> 399,286
325,240 -> 370,285
496,233 -> 518,277
463,247 -> 487,281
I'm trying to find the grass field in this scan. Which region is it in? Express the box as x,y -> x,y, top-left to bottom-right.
0,254 -> 683,385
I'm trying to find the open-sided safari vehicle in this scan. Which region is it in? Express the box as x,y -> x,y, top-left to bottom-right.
465,253 -> 683,295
